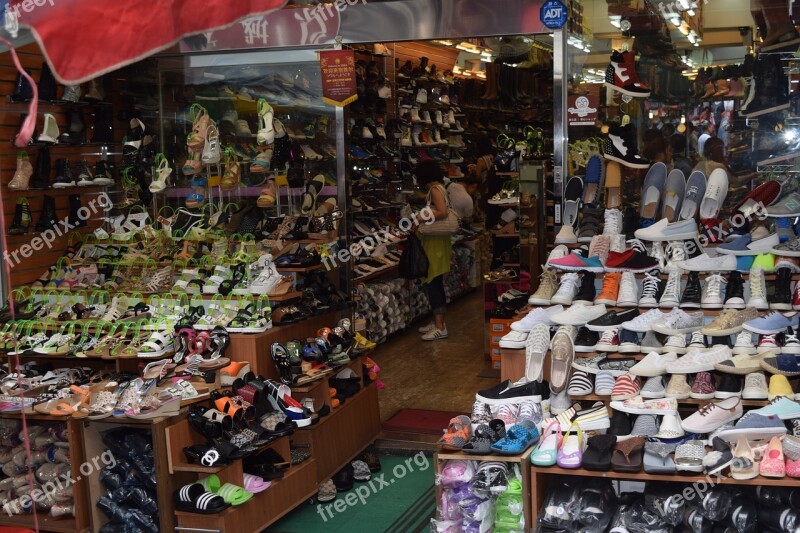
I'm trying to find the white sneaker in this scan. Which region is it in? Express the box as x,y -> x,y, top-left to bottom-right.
422,327 -> 448,341
639,272 -> 661,308
663,334 -> 688,354
418,322 -> 435,333
550,272 -> 581,305
499,330 -> 529,349
701,273 -> 726,309
525,324 -> 551,382
546,245 -> 569,265
549,304 -> 608,326
651,309 -> 705,335
617,272 -> 639,307
666,345 -> 733,373
747,267 -> 769,309
678,252 -> 737,272
603,208 -> 623,235
664,241 -> 686,272
510,305 -> 563,332
621,309 -> 669,333
658,270 -> 683,308
635,218 -> 698,241
732,330 -> 757,355
699,167 -> 728,220
630,351 -> 679,377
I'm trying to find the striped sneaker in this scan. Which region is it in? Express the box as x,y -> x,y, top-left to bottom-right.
542,401 -> 610,431
567,370 -> 593,396
611,374 -> 643,401
594,371 -> 616,395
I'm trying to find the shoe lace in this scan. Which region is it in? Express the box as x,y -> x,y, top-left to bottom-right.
663,271 -> 681,298
627,239 -> 647,254
517,400 -> 538,422
641,273 -> 660,300
735,331 -> 753,345
599,329 -> 617,344
471,400 -> 490,422
557,273 -> 579,294
496,403 -> 517,422
750,268 -> 766,299
604,209 -> 621,234
760,334 -> 778,346
705,274 -> 726,297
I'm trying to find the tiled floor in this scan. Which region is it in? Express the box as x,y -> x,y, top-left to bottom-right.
373,291 -> 498,421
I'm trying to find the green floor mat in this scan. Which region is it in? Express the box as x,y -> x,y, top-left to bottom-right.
268,454 -> 436,533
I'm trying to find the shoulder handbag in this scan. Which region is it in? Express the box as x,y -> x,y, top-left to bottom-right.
419,184 -> 460,236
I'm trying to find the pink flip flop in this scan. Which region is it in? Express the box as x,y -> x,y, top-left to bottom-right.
243,473 -> 271,493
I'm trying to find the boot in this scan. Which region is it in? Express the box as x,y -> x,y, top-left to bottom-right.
8,198 -> 31,235
37,114 -> 60,144
37,61 -> 57,102
11,69 -> 33,102
59,107 -> 85,145
35,195 -> 58,233
67,195 -> 86,228
85,77 -> 105,101
411,57 -> 428,79
53,159 -> 77,188
30,147 -> 51,190
91,107 -> 114,143
8,152 -> 33,190
481,63 -> 497,100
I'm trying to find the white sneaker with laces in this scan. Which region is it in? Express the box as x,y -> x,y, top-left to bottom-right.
732,330 -> 757,355
617,272 -> 639,307
688,330 -> 706,349
747,267 -> 769,309
546,245 -> 569,265
651,309 -> 705,335
622,308 -> 669,333
639,272 -> 661,308
701,273 -> 726,309
549,304 -> 608,326
784,329 -> 800,355
510,305 -> 563,332
650,242 -> 666,270
630,351 -> 679,377
663,334 -> 688,354
422,327 -> 448,341
659,270 -> 683,308
550,272 -> 581,305
603,208 -> 623,236
664,241 -> 686,272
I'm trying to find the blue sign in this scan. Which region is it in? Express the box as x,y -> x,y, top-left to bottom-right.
540,0 -> 567,29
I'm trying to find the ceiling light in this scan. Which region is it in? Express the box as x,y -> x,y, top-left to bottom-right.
456,42 -> 479,53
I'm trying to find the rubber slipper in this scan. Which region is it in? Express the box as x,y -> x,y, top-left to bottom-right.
217,482 -> 253,506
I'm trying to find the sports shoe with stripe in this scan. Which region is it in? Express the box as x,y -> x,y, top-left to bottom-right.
567,370 -> 593,396
542,401 -> 610,431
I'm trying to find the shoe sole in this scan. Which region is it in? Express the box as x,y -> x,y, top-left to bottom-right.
594,299 -> 617,306
640,391 -> 666,399
616,300 -> 639,307
604,82 -> 651,99
608,401 -> 676,415
553,237 -> 578,244
595,345 -> 619,352
700,326 -> 744,336
689,392 -> 716,400
680,302 -> 702,309
550,264 -> 605,273
731,347 -> 759,355
700,302 -> 723,309
714,392 -> 742,399
498,341 -> 525,349
575,345 -> 598,353
586,324 -> 624,332
716,426 -> 788,442
743,324 -> 791,335
717,248 -> 776,256
638,231 -> 699,241
770,303 -> 794,310
651,324 -> 703,335
770,248 -> 800,257
742,391 -> 769,400
618,345 -> 641,353
527,298 -> 552,305
605,266 -> 660,273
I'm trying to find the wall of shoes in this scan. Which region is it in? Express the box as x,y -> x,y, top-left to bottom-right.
0,41 -> 387,533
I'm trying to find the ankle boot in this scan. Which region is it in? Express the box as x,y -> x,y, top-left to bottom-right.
37,61 -> 57,102
59,107 -> 85,144
37,114 -> 60,144
8,198 -> 31,235
411,56 -> 428,79
35,195 -> 58,233
8,152 -> 33,190
91,107 -> 114,143
11,69 -> 33,102
68,195 -> 86,228
30,147 -> 51,190
53,159 -> 76,188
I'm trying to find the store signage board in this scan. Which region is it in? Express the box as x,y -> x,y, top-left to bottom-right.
540,0 -> 567,30
319,49 -> 358,106
567,94 -> 598,126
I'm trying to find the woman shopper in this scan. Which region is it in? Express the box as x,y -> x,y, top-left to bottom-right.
416,160 -> 454,341
447,169 -> 480,224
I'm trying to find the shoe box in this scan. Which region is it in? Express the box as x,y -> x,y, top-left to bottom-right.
489,318 -> 515,368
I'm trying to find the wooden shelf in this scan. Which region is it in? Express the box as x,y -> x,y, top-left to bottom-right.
569,393 -> 769,407
353,264 -> 399,283
275,263 -> 324,273
0,513 -> 77,533
530,466 -> 800,487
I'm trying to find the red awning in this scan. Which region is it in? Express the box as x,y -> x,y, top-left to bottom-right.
9,0 -> 289,84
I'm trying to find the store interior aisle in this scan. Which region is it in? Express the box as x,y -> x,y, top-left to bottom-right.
375,291 -> 496,421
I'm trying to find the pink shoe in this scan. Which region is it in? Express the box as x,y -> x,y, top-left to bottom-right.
786,458 -> 800,478
759,436 -> 786,478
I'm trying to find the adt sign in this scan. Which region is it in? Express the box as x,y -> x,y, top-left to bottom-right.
540,0 -> 567,30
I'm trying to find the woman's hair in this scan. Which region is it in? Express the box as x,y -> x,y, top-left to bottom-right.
703,137 -> 726,164
474,134 -> 495,156
460,171 -> 482,187
415,159 -> 444,187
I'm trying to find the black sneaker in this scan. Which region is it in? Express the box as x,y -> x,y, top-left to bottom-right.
716,374 -> 742,399
724,271 -> 745,308
603,123 -> 650,169
586,308 -> 639,332
574,327 -> 599,353
609,410 -> 632,437
680,272 -> 702,308
573,271 -> 596,304
476,380 -> 542,404
771,267 -> 793,310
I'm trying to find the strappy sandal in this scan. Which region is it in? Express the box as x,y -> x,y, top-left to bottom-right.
643,441 -> 677,474
462,419 -> 506,454
582,434 -> 618,471
611,436 -> 646,473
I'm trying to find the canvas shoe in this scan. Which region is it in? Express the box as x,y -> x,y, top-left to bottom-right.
663,334 -> 688,354
561,175 -> 583,228
510,305 -> 563,332
665,374 -> 691,399
678,252 -> 737,272
595,273 -> 621,306
611,374 -> 642,400
718,231 -> 781,256
567,370 -> 594,396
549,272 -> 581,305
639,163 -> 667,225
757,334 -> 782,354
769,374 -> 795,400
549,326 -> 576,393
604,249 -> 660,273
638,376 -> 666,400
610,396 -> 678,415
687,330 -> 707,349
572,354 -> 608,374
550,304 -> 608,327
743,311 -> 800,334
662,168 -> 686,222
772,236 -> 800,257
499,330 -> 530,349
680,170 -> 707,221
658,270 -> 683,308
621,308 -> 669,333
595,328 -> 619,352
638,272 -> 662,307
615,272 -> 639,307
681,397 -> 743,434
629,351 -> 679,377
548,252 -> 604,273
593,371 -> 616,395
751,396 -> 800,420
524,324 -> 551,382
783,328 -> 800,354
770,267 -> 794,311
716,374 -> 743,399
545,245 -> 569,265
603,208 -> 623,236
732,331 -> 758,355
618,329 -> 640,353
699,167 -> 728,220
766,192 -> 800,217
748,267 -> 769,309
528,269 -> 559,305
724,271 -> 746,309
572,355 -> 636,377
715,412 -> 787,442
476,378 -> 543,405
742,372 -> 769,400
700,274 -> 726,309
635,218 -> 698,241
640,330 -> 665,353
573,326 -> 599,353
586,308 -> 639,331
572,271 -> 598,305
651,309 -> 705,335
690,372 -> 717,400
680,272 -> 702,309
701,308 -> 759,336
666,345 -> 733,373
